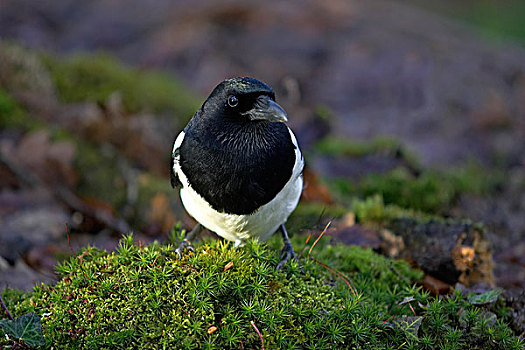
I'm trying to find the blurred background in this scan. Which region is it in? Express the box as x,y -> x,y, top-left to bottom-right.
0,0 -> 524,294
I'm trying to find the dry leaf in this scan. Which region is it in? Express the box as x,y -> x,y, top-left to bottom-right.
422,275 -> 452,295
300,168 -> 334,204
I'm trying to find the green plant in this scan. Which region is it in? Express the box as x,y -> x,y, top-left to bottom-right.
0,89 -> 43,130
314,136 -> 503,214
42,53 -> 199,120
0,294 -> 45,348
1,234 -> 521,349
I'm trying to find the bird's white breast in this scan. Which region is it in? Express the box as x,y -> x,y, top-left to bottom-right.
173,129 -> 303,246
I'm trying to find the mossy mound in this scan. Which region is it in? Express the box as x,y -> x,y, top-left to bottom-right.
1,235 -> 522,349
42,53 -> 199,119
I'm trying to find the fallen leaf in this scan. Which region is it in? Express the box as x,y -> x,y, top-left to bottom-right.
300,167 -> 334,204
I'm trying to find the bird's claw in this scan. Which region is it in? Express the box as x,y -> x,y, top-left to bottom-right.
276,242 -> 304,273
175,239 -> 195,259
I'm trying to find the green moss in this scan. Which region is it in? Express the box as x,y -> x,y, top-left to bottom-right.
42,53 -> 199,122
314,136 -> 418,164
461,0 -> 525,43
347,168 -> 458,214
1,235 -> 521,349
315,136 -> 503,214
313,104 -> 336,121
0,89 -> 42,130
350,163 -> 502,214
420,0 -> 525,45
446,161 -> 504,195
350,194 -> 429,224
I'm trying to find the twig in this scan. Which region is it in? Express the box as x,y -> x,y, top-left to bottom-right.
307,221 -> 331,258
399,297 -> 417,317
408,302 -> 417,317
379,315 -> 395,328
65,224 -> 75,255
0,293 -> 14,321
250,321 -> 265,350
298,233 -> 312,258
380,297 -> 418,327
310,257 -> 359,298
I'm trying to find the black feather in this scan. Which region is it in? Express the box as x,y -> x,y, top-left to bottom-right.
179,120 -> 295,214
175,77 -> 297,215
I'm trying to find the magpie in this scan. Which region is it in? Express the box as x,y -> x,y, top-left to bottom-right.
170,77 -> 304,269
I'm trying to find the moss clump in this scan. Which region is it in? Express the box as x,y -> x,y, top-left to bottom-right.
314,137 -> 503,214
1,235 -> 522,349
42,53 -> 199,120
351,164 -> 502,214
0,89 -> 43,131
354,168 -> 457,213
314,136 -> 419,165
350,194 -> 429,224
424,0 -> 525,44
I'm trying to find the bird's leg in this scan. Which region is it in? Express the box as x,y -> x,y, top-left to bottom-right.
276,224 -> 303,272
175,223 -> 202,259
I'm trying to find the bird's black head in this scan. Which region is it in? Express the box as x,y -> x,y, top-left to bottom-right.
200,77 -> 288,124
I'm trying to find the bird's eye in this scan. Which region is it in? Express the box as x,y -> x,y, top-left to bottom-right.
227,95 -> 238,107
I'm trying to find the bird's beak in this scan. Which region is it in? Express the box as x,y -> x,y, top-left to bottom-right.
244,95 -> 288,123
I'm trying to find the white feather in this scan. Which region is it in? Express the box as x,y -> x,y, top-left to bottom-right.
172,128 -> 303,245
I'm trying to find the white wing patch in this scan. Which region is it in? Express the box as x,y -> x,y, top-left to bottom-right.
172,131 -> 185,157
288,127 -> 304,181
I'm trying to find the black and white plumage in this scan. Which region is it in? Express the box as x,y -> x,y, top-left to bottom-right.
170,77 -> 304,267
